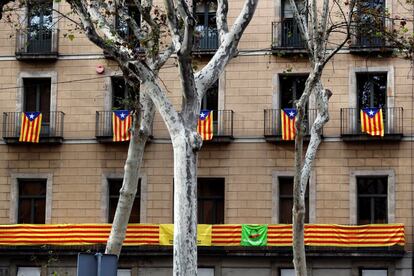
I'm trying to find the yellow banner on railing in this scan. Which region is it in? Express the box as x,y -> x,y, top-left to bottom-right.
159,224 -> 212,246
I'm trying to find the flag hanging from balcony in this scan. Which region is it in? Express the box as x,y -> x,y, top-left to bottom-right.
241,224 -> 268,246
112,110 -> 132,142
197,110 -> 213,140
360,108 -> 384,136
19,112 -> 42,143
281,108 -> 297,141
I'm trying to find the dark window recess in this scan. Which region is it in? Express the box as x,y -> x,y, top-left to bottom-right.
280,75 -> 307,108
355,0 -> 385,47
357,176 -> 387,224
198,178 -> 224,224
116,2 -> 141,46
357,73 -> 387,109
27,0 -> 53,53
201,81 -> 218,122
24,78 -> 51,123
195,1 -> 218,50
279,176 -> 309,224
112,77 -> 135,110
281,0 -> 306,48
18,180 -> 46,224
108,179 -> 141,223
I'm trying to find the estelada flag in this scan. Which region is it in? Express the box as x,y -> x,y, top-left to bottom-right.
19,112 -> 42,143
360,107 -> 384,136
159,224 -> 212,246
281,108 -> 297,140
197,110 -> 213,140
241,224 -> 268,246
112,110 -> 132,142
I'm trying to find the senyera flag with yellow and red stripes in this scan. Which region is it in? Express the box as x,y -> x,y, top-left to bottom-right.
0,224 -> 404,247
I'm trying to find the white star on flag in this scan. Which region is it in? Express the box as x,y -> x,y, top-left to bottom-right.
120,113 -> 126,118
29,113 -> 35,119
368,110 -> 374,116
200,112 -> 206,118
289,112 -> 295,117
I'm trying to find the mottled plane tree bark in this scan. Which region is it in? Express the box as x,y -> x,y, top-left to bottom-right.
286,0 -> 356,275
63,0 -> 258,275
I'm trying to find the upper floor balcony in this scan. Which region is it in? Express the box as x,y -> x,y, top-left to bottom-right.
15,28 -> 59,61
193,27 -> 218,55
340,107 -> 403,141
2,111 -> 65,144
271,20 -> 307,56
264,109 -> 318,142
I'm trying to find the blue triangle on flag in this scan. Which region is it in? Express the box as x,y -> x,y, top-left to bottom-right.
362,108 -> 380,118
113,110 -> 130,121
199,110 -> 211,121
283,108 -> 297,119
24,112 -> 41,121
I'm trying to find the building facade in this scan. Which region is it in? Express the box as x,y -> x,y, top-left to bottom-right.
0,0 -> 412,275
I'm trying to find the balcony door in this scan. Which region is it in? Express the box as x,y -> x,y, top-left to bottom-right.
24,78 -> 51,134
281,0 -> 306,47
27,0 -> 53,53
201,81 -> 218,134
355,0 -> 385,47
195,1 -> 218,50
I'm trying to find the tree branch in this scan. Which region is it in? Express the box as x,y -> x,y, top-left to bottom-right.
216,0 -> 229,43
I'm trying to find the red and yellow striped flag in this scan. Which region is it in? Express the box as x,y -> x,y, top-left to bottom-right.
197,110 -> 213,140
360,108 -> 384,136
112,110 -> 132,142
281,108 -> 297,140
19,112 -> 42,143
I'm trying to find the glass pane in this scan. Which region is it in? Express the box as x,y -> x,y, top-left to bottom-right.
280,269 -> 295,276
357,73 -> 387,109
17,267 -> 41,276
358,197 -> 371,224
201,81 -> 218,111
117,269 -> 131,276
374,197 -> 387,223
108,179 -> 140,223
23,79 -> 51,122
18,199 -> 32,224
33,198 -> 46,224
197,178 -> 224,224
198,268 -> 214,276
111,77 -> 127,109
19,180 -> 46,196
361,269 -> 387,276
279,198 -> 293,224
198,200 -> 214,224
280,75 -> 307,108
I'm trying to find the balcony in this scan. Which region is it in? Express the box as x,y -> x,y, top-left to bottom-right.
2,111 -> 65,144
340,107 -> 403,141
201,110 -> 234,143
15,28 -> 58,60
264,109 -> 318,142
193,27 -> 218,55
271,20 -> 307,56
349,22 -> 393,54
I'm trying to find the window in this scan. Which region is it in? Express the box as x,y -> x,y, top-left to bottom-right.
198,268 -> 214,276
355,0 -> 385,47
279,176 -> 309,224
360,269 -> 387,276
17,267 -> 41,276
111,76 -> 130,110
201,81 -> 219,129
357,176 -> 387,224
281,0 -> 305,47
195,0 -> 218,50
115,1 -> 141,44
18,180 -> 46,224
24,78 -> 51,124
198,178 -> 224,224
280,269 -> 295,276
357,72 -> 387,110
108,179 -> 141,223
280,75 -> 307,109
117,269 -> 132,276
27,0 -> 53,53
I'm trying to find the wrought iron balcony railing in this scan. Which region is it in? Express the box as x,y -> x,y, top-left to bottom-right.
15,28 -> 59,60
272,19 -> 306,51
194,27 -> 218,53
350,19 -> 393,53
264,109 -> 318,140
96,110 -> 233,142
2,111 -> 65,143
340,107 -> 403,139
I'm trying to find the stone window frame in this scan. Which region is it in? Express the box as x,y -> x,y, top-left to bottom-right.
349,170 -> 395,225
10,173 -> 53,224
272,171 -> 316,224
348,66 -> 395,132
101,172 -> 148,223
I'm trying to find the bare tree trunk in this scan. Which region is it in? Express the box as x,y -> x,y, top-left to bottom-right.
172,131 -> 198,276
106,93 -> 155,256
